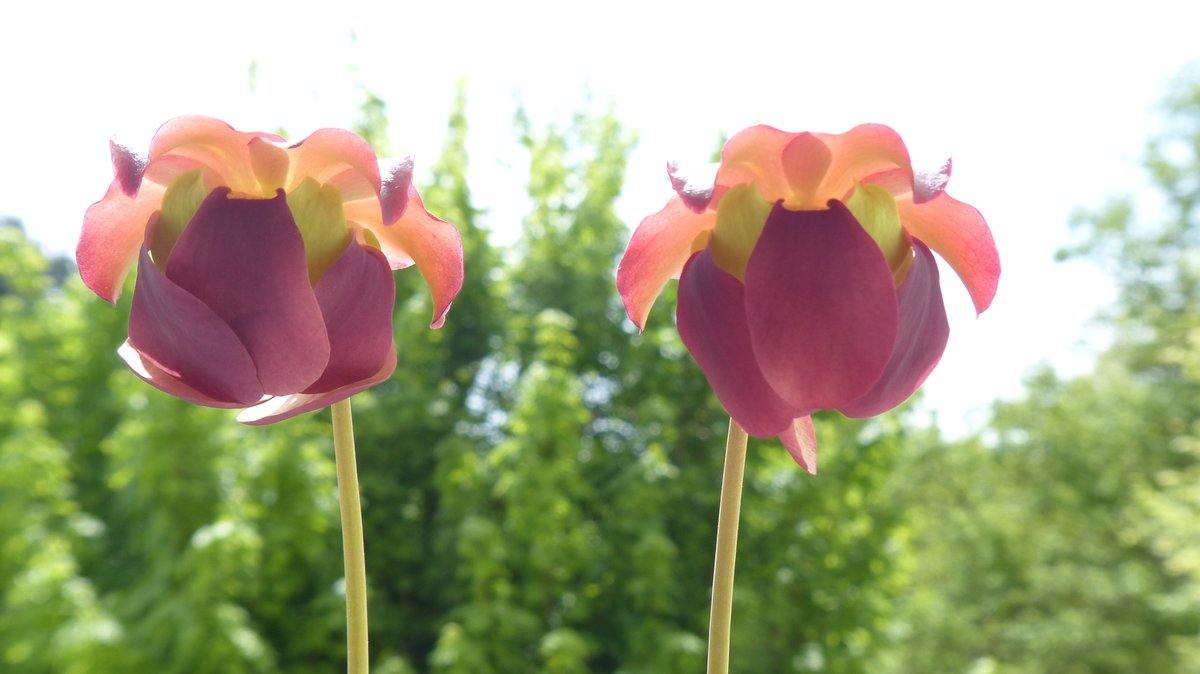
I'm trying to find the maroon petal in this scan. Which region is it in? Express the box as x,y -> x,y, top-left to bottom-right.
778,416 -> 818,475
118,341 -> 252,409
838,240 -> 949,417
677,249 -> 799,437
743,201 -> 899,411
304,239 -> 396,393
127,246 -> 263,405
166,188 -> 330,395
238,345 -> 397,425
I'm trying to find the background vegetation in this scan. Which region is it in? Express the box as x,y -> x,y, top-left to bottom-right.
2,70 -> 1198,672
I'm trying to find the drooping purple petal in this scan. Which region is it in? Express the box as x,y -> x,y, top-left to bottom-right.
378,155 -> 415,225
165,188 -> 330,395
304,239 -> 396,393
743,201 -> 899,411
778,416 -> 818,474
677,249 -> 798,437
127,246 -> 263,405
668,160 -> 719,213
238,345 -> 397,425
838,240 -> 949,417
110,139 -> 148,197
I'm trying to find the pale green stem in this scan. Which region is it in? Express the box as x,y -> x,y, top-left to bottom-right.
332,398 -> 368,674
707,418 -> 748,674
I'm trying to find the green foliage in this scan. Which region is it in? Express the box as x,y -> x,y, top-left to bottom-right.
0,222 -> 128,673
880,68 -> 1200,673
886,366 -> 1192,674
736,415 -> 910,674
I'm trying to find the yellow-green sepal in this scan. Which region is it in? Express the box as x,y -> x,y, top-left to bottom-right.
358,226 -> 382,250
844,183 -> 913,285
152,169 -> 209,268
710,182 -> 773,281
286,177 -> 351,285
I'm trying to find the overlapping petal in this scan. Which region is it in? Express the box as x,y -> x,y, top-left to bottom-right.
126,247 -> 263,406
165,188 -> 330,395
713,124 -> 913,208
814,124 -> 912,201
677,249 -> 798,437
237,346 -> 397,426
118,341 -> 254,409
285,127 -> 383,202
248,137 -> 290,193
715,125 -> 796,202
743,201 -> 899,412
80,117 -> 283,301
838,240 -> 949,417
305,239 -> 396,393
147,116 -> 283,194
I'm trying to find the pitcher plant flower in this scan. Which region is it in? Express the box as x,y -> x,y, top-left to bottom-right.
619,123 -> 998,674
78,115 -> 464,424
618,124 -> 1000,473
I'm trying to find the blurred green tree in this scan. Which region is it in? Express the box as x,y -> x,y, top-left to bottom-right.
0,220 -> 134,673
880,67 -> 1200,674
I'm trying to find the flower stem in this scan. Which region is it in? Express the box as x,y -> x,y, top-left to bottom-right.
332,398 -> 368,674
707,417 -> 748,674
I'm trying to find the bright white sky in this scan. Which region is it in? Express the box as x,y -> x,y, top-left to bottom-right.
2,1 -> 1197,437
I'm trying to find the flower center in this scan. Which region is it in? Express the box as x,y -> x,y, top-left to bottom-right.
152,171 -> 352,287
707,181 -> 913,287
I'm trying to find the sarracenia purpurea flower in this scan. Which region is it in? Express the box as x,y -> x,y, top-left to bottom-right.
618,124 -> 1000,472
78,116 -> 464,424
